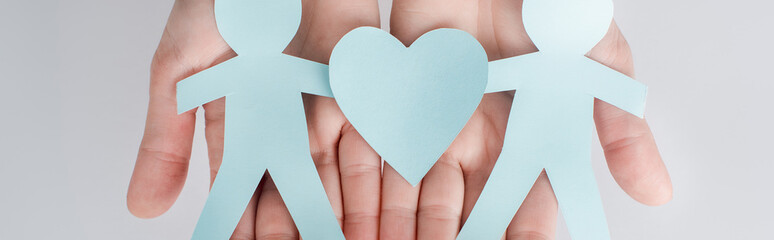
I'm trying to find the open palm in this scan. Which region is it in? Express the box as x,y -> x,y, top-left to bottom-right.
127,0 -> 383,239
126,0 -> 672,239
383,0 -> 672,239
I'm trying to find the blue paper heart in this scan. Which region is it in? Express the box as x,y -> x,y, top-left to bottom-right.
329,27 -> 488,185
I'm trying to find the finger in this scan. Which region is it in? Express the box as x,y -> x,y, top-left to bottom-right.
285,0 -> 380,63
390,0 -> 479,45
490,0 -> 537,58
588,22 -> 672,205
460,163 -> 493,227
457,94 -> 513,225
283,0 -> 382,237
380,163 -> 419,240
128,48 -> 236,218
127,79 -> 196,219
505,171 -> 558,240
338,124 -> 381,239
255,174 -> 299,240
202,98 -> 226,184
126,0 -> 235,218
126,33 -> 200,219
460,167 -> 486,222
416,157 -> 465,240
231,189 -> 259,240
304,95 -> 346,226
290,0 -> 382,236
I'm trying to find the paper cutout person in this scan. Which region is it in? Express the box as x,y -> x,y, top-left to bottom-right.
176,0 -> 343,239
459,0 -> 647,239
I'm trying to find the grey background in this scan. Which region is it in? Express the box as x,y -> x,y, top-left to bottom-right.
1,0 -> 772,239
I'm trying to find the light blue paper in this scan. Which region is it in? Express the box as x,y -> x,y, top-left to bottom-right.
328,27 -> 488,186
177,0 -> 342,239
459,0 -> 647,239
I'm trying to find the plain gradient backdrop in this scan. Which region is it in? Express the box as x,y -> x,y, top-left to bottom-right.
1,0 -> 772,239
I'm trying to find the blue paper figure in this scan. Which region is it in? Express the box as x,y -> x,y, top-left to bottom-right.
176,0 -> 343,239
458,0 -> 647,239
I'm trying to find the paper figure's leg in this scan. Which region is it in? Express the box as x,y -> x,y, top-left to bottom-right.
269,151 -> 345,240
191,148 -> 266,240
456,146 -> 544,240
547,159 -> 610,240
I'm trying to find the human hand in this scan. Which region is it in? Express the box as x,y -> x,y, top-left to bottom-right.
126,0 -> 383,239
381,0 -> 673,239
127,0 -> 672,239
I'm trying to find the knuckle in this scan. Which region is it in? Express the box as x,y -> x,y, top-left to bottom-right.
344,211 -> 380,225
336,213 -> 344,224
340,121 -> 358,136
138,147 -> 189,166
339,162 -> 380,179
437,153 -> 460,165
229,233 -> 255,240
311,149 -> 338,169
417,204 -> 461,222
506,231 -> 551,240
203,101 -> 226,124
602,132 -> 648,155
255,232 -> 297,240
381,205 -> 417,221
435,156 -> 463,170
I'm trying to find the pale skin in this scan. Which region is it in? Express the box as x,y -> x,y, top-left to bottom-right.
126,0 -> 673,239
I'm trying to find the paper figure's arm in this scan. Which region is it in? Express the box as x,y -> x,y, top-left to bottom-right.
485,52 -> 542,93
176,59 -> 240,114
283,55 -> 333,98
579,58 -> 647,118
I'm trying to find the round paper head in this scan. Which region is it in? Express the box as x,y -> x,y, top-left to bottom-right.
215,0 -> 302,55
522,0 -> 614,55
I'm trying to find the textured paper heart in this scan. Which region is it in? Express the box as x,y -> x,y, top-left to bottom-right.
329,27 -> 488,186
